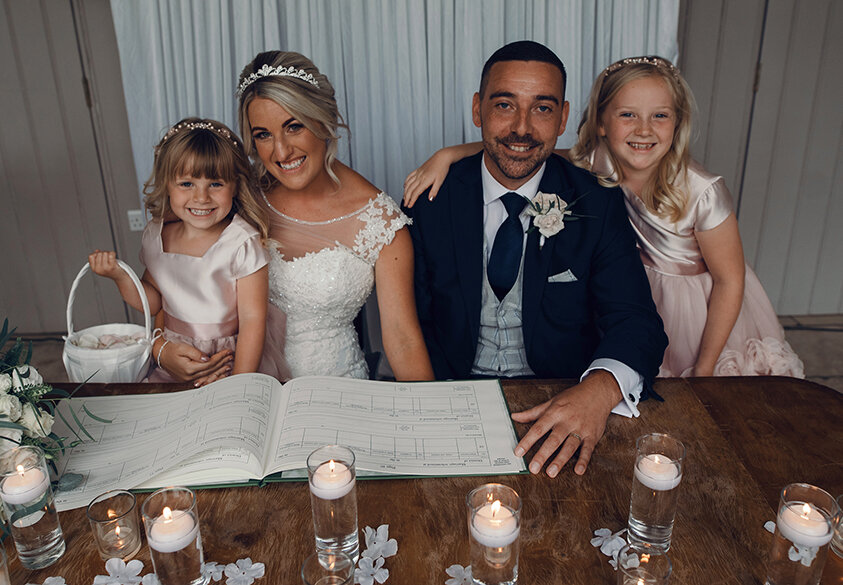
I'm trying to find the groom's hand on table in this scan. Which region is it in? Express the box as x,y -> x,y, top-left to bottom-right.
511,370 -> 622,477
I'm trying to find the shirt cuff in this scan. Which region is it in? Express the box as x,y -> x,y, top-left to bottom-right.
581,358 -> 643,418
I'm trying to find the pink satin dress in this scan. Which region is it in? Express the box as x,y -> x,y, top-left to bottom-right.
591,147 -> 803,377
140,214 -> 269,382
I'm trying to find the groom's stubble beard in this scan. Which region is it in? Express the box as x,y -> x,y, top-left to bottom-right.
482,132 -> 553,183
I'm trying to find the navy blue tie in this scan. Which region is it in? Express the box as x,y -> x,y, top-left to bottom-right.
488,192 -> 527,300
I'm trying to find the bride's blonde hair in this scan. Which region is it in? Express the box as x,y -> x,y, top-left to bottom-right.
569,56 -> 694,222
237,51 -> 348,193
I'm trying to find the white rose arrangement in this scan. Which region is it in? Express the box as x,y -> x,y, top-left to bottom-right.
0,319 -> 98,473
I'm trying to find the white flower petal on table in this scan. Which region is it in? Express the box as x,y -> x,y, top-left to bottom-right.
362,524 -> 398,559
444,564 -> 473,585
203,561 -> 225,581
224,558 -> 265,585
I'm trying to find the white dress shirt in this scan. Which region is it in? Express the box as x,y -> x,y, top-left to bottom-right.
480,155 -> 643,417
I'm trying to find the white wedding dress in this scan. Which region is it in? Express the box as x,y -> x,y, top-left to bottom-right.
259,192 -> 410,380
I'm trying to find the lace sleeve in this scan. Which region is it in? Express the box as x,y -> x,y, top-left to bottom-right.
352,192 -> 412,265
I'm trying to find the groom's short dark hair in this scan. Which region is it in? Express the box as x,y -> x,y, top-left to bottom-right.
479,40 -> 567,100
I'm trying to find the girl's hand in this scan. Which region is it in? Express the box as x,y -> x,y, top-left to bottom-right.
158,339 -> 233,386
88,250 -> 123,280
403,154 -> 449,208
402,143 -> 484,208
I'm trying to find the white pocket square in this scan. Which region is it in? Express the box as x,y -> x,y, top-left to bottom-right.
548,269 -> 577,283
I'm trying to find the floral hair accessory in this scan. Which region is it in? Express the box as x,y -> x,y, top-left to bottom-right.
237,64 -> 320,95
157,121 -> 239,152
603,56 -> 680,79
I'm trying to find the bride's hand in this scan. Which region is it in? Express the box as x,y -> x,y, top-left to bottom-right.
157,339 -> 233,386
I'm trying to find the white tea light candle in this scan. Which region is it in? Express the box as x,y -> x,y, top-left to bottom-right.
634,454 -> 681,491
0,465 -> 49,505
309,460 -> 354,500
148,507 -> 198,553
470,500 -> 519,548
777,502 -> 833,548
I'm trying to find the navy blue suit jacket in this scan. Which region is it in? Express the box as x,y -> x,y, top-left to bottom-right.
406,153 -> 667,389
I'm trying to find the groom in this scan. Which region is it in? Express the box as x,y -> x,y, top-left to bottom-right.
406,41 -> 667,477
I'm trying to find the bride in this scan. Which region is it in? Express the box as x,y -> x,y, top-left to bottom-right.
236,50 -> 434,381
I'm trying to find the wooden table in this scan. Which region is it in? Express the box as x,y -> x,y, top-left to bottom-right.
12,377 -> 843,584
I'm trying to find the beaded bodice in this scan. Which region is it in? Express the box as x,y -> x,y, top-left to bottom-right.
262,192 -> 410,378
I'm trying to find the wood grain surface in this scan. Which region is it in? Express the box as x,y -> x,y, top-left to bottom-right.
9,377 -> 842,584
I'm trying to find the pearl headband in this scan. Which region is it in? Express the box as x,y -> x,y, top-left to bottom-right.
603,56 -> 680,79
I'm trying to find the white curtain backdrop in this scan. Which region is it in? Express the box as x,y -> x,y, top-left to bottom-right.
110,0 -> 679,203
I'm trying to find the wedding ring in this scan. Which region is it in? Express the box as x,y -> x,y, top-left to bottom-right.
569,432 -> 583,443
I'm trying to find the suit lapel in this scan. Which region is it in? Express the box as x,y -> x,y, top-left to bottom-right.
451,154 -> 485,342
522,157 -> 568,349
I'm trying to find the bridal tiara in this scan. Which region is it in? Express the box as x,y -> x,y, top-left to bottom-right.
237,64 -> 320,95
603,56 -> 680,79
157,121 -> 238,151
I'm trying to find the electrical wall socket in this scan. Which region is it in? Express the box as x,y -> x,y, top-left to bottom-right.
127,209 -> 146,231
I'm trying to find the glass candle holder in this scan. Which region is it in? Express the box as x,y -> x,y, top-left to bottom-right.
627,433 -> 685,551
823,494 -> 843,582
300,550 -> 355,585
615,542 -> 672,585
87,489 -> 142,560
765,483 -> 838,585
0,446 -> 65,569
466,483 -> 521,585
307,445 -> 358,559
0,546 -> 11,585
141,487 -> 209,585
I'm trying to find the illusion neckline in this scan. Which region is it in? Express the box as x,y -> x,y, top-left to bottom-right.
261,191 -> 387,225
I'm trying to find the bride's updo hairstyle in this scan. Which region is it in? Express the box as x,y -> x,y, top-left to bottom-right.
569,56 -> 694,222
237,51 -> 348,191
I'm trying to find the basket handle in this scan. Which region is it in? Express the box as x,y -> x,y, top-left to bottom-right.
66,260 -> 153,341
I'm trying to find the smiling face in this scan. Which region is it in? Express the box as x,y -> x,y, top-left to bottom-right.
247,97 -> 329,193
473,60 -> 569,190
598,75 -> 677,192
166,172 -> 235,235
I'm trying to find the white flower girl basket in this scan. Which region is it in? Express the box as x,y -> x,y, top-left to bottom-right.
62,259 -> 153,383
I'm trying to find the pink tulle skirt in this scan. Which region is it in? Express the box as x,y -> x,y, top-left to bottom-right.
646,264 -> 804,378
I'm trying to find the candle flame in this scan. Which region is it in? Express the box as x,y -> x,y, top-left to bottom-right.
652,454 -> 661,464
107,509 -> 117,519
15,465 -> 24,476
162,506 -> 173,522
801,503 -> 812,519
329,459 -> 335,473
491,500 -> 501,517
638,579 -> 645,585
641,553 -> 650,563
115,525 -> 121,536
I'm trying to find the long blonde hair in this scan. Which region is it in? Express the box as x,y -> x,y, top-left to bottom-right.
569,56 -> 694,222
143,117 -> 269,240
237,51 -> 348,193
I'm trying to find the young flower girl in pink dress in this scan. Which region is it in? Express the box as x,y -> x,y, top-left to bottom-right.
404,56 -> 803,378
89,118 -> 270,383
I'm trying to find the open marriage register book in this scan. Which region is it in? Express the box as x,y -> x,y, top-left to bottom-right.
52,373 -> 527,511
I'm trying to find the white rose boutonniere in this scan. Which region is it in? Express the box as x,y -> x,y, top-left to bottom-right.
0,373 -> 11,394
526,191 -> 585,248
